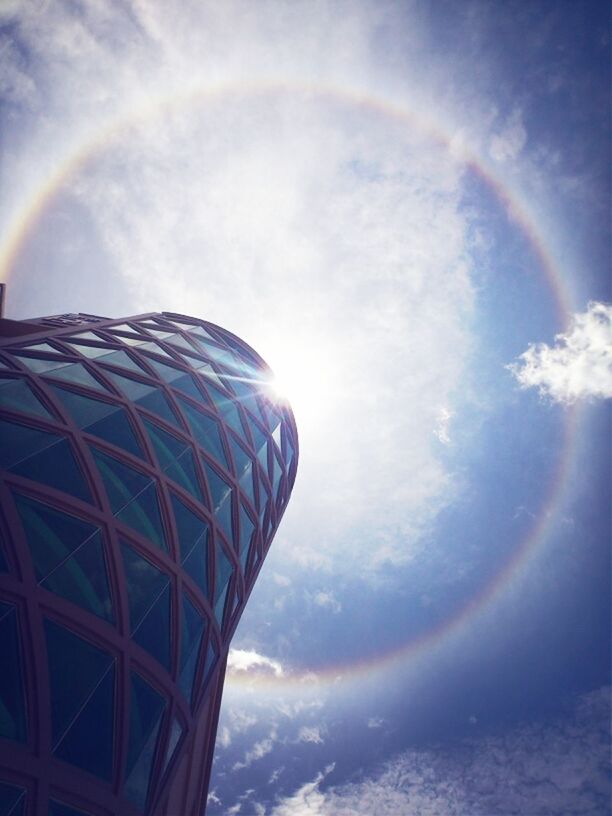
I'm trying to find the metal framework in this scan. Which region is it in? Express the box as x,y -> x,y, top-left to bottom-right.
0,312 -> 298,816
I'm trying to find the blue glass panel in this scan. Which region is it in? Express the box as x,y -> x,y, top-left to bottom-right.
45,363 -> 107,392
97,350 -> 144,373
139,342 -> 175,358
179,594 -> 205,703
49,800 -> 91,816
256,440 -> 270,476
165,334 -> 196,352
12,353 -> 69,373
0,377 -> 52,419
192,339 -> 237,370
202,637 -> 218,686
161,716 -> 183,776
213,546 -> 233,627
176,397 -> 228,469
204,382 -> 245,439
170,493 -> 208,561
0,418 -> 60,468
238,503 -> 255,573
225,376 -> 263,419
133,583 -> 171,670
54,664 -> 115,780
228,435 -> 251,479
0,603 -> 27,742
272,451 -> 284,502
190,359 -> 226,390
121,542 -> 168,632
117,484 -> 167,552
125,673 -> 165,810
202,462 -> 233,546
63,341 -> 115,359
90,447 -> 150,512
44,619 -> 113,748
272,422 -> 282,450
103,371 -> 178,426
12,438 -> 91,503
142,418 -> 187,468
50,387 -> 143,458
166,450 -> 203,502
0,782 -> 25,816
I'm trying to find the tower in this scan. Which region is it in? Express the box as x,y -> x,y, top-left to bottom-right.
0,312 -> 298,815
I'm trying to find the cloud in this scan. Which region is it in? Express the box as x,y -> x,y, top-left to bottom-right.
308,591 -> 342,615
489,107 -> 527,162
233,729 -> 279,771
271,687 -> 611,815
297,725 -> 325,745
228,649 -> 285,679
367,716 -> 385,729
509,302 -> 612,402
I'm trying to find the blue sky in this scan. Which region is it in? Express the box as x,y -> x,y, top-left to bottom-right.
1,1 -> 610,813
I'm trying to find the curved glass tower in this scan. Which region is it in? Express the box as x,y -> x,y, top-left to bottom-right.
0,312 -> 298,816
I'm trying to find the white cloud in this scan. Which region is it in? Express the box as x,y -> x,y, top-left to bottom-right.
297,725 -> 325,745
308,591 -> 342,615
271,687 -> 611,815
489,107 -> 527,162
434,406 -> 454,444
228,649 -> 285,678
509,301 -> 612,402
233,729 -> 279,771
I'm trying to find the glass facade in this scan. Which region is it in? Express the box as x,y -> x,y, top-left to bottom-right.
0,312 -> 298,816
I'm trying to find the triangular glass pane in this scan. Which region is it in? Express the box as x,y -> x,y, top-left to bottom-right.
187,325 -> 216,342
250,421 -> 269,457
257,440 -> 270,476
20,342 -> 63,355
143,418 -> 188,468
63,331 -> 103,343
45,618 -> 113,748
179,594 -> 205,703
42,531 -> 114,622
0,783 -> 25,816
121,542 -> 168,632
140,326 -> 174,339
103,369 -> 155,400
45,363 -> 107,392
214,545 -> 233,627
0,418 -> 60,468
96,350 -> 143,373
90,447 -> 150,512
54,663 -> 115,781
145,359 -> 205,402
132,584 -> 171,670
117,483 -> 167,551
239,462 -> 255,505
272,423 -> 282,450
238,503 -> 255,573
86,411 -> 143,459
177,397 -> 228,469
166,450 -> 203,502
228,435 -> 252,480
272,452 -> 284,501
204,382 -> 245,438
138,342 -> 175,358
203,462 -> 233,545
161,716 -> 183,776
49,385 -> 117,427
170,493 -> 207,560
182,538 -> 209,598
0,603 -> 26,742
137,389 -> 179,427
165,334 -> 196,352
107,323 -> 145,335
142,358 -> 185,384
13,492 -> 98,581
125,672 -> 165,809
192,361 -> 226,390
0,377 -> 52,419
202,638 -> 218,687
195,340 -> 237,370
11,438 -> 91,503
63,341 -> 116,359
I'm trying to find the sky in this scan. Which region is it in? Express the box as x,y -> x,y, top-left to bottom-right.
0,1 -> 610,814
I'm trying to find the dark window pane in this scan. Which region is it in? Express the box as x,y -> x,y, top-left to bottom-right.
121,542 -> 169,632
85,411 -> 143,459
202,637 -> 218,688
125,672 -> 165,810
0,418 -> 61,468
117,483 -> 167,552
203,462 -> 233,546
90,447 -> 150,512
12,354 -> 69,373
132,583 -> 171,671
204,382 -> 245,439
142,418 -> 188,468
54,664 -> 115,781
176,398 -> 228,469
0,603 -> 27,742
166,450 -> 203,502
0,377 -> 52,419
11,438 -> 91,503
13,493 -> 98,580
42,532 -> 114,622
182,541 -> 209,598
44,619 -> 113,749
137,389 -> 179,427
49,800 -> 91,816
0,782 -> 25,816
170,493 -> 207,559
238,503 -> 255,573
179,594 -> 205,704
161,716 -> 183,776
104,371 -> 178,427
213,545 -> 233,628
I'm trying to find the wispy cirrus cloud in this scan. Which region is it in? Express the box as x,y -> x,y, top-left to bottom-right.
509,302 -> 612,402
228,649 -> 285,679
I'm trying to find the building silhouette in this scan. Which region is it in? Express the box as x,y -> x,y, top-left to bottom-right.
0,311 -> 298,816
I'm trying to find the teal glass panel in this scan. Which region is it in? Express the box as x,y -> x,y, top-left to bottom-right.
125,672 -> 165,810
239,463 -> 255,506
203,462 -> 233,545
49,801 -> 90,816
116,483 -> 167,551
213,545 -> 233,627
54,664 -> 115,780
250,421 -> 268,457
0,782 -> 25,816
121,542 -> 168,632
0,418 -> 60,468
132,584 -> 171,670
182,541 -> 209,598
45,363 -> 107,392
192,339 -> 237,370
238,503 -> 255,573
139,326 -> 174,338
165,334 -> 195,352
50,387 -> 143,458
161,716 -> 183,776
96,350 -> 143,373
142,418 -> 187,468
170,493 -> 207,560
42,532 -> 113,622
44,618 -> 113,748
139,342 -> 175,358
177,397 -> 228,469
144,358 -> 184,383
11,438 -> 91,503
90,447 -> 150,512
228,435 -> 251,479
267,407 -> 282,434
272,452 -> 284,501
186,325 -> 216,342
202,637 -> 218,686
224,376 -> 262,418
0,377 -> 52,419
179,594 -> 205,703
0,603 -> 27,742
62,341 -> 114,359
256,440 -> 269,476
64,331 -> 103,343
166,450 -> 203,502
107,323 -> 144,335
103,371 -> 178,426
204,382 -> 245,438
191,360 -> 226,390
12,353 -> 69,373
